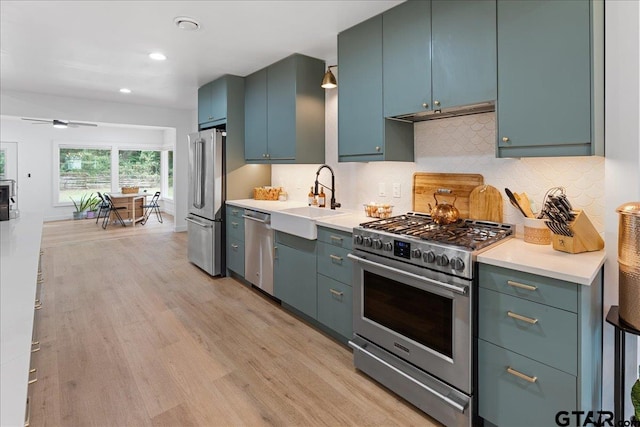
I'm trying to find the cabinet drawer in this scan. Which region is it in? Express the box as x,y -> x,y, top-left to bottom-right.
317,274 -> 353,339
227,237 -> 244,276
317,227 -> 352,250
479,287 -> 577,375
479,264 -> 577,313
227,217 -> 244,241
478,339 -> 576,427
317,243 -> 352,285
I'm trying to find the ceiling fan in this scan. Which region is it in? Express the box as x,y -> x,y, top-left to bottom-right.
21,117 -> 98,128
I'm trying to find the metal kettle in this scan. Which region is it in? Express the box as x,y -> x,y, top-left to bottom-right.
429,190 -> 460,225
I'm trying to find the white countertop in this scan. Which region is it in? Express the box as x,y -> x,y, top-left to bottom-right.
226,199 -> 371,233
1,212 -> 44,427
477,237 -> 606,285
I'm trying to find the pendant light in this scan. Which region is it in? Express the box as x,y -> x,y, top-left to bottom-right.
321,65 -> 337,89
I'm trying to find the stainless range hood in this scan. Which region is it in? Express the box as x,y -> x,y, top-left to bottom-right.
387,101 -> 495,123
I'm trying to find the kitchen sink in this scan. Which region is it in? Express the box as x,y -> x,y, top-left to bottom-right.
271,206 -> 349,239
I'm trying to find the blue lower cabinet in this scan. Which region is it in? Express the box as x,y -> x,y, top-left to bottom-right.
317,274 -> 353,339
227,237 -> 244,276
274,232 -> 317,318
478,339 -> 576,427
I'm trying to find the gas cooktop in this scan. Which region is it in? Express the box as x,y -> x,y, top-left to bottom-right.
353,212 -> 514,280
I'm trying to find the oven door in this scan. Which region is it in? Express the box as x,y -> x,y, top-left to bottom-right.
349,252 -> 472,395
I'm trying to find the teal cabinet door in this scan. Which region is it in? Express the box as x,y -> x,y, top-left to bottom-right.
273,233 -> 317,319
227,237 -> 244,276
198,78 -> 227,129
244,68 -> 268,161
497,0 -> 592,157
383,0 -> 431,117
432,0 -> 496,108
338,15 -> 413,162
317,275 -> 353,339
267,56 -> 297,161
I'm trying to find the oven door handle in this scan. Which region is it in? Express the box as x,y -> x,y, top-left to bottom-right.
348,339 -> 468,413
347,253 -> 468,295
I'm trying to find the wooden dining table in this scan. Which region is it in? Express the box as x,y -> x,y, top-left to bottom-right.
107,192 -> 147,227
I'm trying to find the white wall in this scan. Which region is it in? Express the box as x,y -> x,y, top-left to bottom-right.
603,0 -> 640,418
0,90 -> 194,231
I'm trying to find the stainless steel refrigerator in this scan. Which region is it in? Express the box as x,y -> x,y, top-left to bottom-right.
186,128 -> 223,275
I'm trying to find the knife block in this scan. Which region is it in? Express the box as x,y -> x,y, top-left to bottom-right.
551,210 -> 604,254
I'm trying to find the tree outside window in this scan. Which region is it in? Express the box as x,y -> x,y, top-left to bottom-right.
119,150 -> 161,194
58,148 -> 111,203
167,150 -> 174,199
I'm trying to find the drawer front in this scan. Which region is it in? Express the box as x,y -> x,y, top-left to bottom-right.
317,242 -> 352,285
317,274 -> 353,339
478,339 -> 576,427
479,264 -> 577,313
226,206 -> 245,240
317,227 -> 353,250
479,287 -> 577,375
227,237 -> 244,276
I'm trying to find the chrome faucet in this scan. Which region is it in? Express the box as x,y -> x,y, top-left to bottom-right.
314,164 -> 341,210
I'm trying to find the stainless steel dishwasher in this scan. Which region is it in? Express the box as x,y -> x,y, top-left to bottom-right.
243,209 -> 274,295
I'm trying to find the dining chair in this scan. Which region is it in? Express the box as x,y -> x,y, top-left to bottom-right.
102,194 -> 127,229
95,192 -> 110,224
141,191 -> 163,225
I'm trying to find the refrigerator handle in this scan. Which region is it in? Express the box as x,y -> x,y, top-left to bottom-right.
193,138 -> 205,209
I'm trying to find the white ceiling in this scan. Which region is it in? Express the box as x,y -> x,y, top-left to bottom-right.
0,0 -> 402,111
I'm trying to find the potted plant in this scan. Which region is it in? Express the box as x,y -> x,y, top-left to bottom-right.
84,194 -> 100,219
70,193 -> 96,219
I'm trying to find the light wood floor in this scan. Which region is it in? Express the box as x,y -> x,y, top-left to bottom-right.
32,216 -> 441,426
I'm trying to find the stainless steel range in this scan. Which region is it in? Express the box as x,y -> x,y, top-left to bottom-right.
348,213 -> 513,427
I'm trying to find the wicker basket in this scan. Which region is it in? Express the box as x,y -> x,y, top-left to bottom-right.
121,187 -> 139,194
617,202 -> 640,329
253,187 -> 281,200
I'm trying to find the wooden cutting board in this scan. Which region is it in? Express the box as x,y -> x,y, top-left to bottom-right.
468,185 -> 504,222
412,173 -> 484,218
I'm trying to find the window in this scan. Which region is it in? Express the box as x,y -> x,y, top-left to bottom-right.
58,148 -> 111,203
167,150 -> 174,199
0,150 -> 5,178
118,150 -> 161,194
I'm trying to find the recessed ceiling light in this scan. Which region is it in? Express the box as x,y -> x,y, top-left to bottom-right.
119,88 -> 132,94
174,16 -> 200,31
149,52 -> 167,61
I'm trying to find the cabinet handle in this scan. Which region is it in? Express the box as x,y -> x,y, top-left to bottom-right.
31,342 -> 40,353
422,102 -> 429,109
375,146 -> 381,152
434,100 -> 441,106
208,116 -> 214,120
266,153 -> 270,158
262,154 -> 266,158
507,310 -> 538,325
28,369 -> 37,385
274,246 -> 278,260
34,302 -> 42,310
330,235 -> 343,243
231,244 -> 238,250
329,288 -> 344,297
502,136 -> 510,143
329,254 -> 343,263
506,366 -> 537,383
507,280 -> 537,292
231,222 -> 239,228
231,209 -> 239,215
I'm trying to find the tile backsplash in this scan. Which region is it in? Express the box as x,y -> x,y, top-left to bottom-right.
272,112 -> 604,234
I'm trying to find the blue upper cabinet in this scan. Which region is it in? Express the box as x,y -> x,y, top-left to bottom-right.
338,15 -> 414,162
382,0 -> 496,118
497,0 -> 603,157
431,0 -> 496,109
198,77 -> 227,129
382,0 -> 431,118
244,54 -> 325,164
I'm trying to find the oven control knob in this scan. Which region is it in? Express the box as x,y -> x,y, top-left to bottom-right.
363,237 -> 373,247
373,239 -> 383,249
354,234 -> 363,245
451,257 -> 465,271
383,242 -> 393,251
436,254 -> 449,266
423,250 -> 436,263
411,249 -> 422,258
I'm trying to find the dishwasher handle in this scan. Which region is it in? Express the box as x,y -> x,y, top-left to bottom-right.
242,214 -> 269,224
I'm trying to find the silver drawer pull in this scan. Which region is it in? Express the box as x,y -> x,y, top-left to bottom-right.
507,280 -> 538,291
330,235 -> 343,243
28,368 -> 38,385
329,254 -> 343,262
231,222 -> 239,227
329,288 -> 344,297
507,311 -> 538,325
231,244 -> 239,250
507,366 -> 537,383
